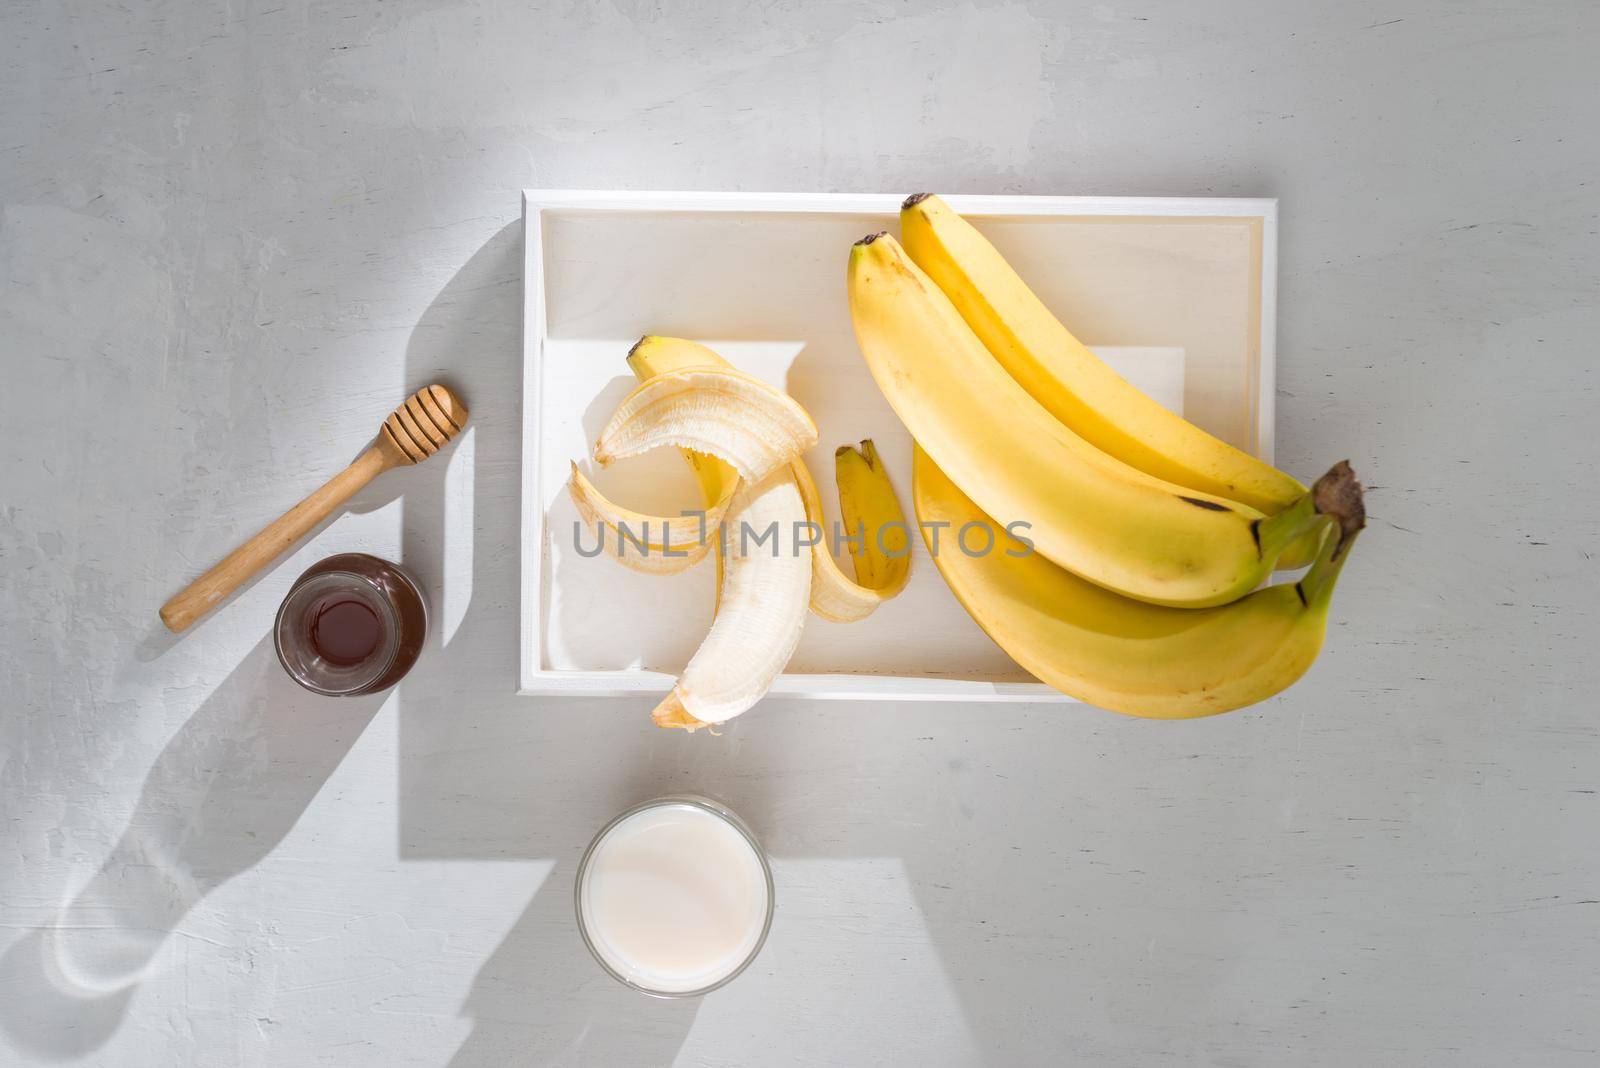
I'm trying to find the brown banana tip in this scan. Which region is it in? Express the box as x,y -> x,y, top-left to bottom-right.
902,192 -> 933,209
1312,460 -> 1367,554
834,444 -> 854,459
626,335 -> 650,359
855,231 -> 888,246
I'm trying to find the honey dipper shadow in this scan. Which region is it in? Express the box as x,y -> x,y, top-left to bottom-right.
0,636 -> 386,1060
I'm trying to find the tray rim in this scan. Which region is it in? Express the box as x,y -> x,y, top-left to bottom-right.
519,189 -> 1279,700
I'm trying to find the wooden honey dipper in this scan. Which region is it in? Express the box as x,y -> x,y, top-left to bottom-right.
159,385 -> 469,633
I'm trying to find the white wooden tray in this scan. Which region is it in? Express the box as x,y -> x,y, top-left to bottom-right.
520,190 -> 1277,700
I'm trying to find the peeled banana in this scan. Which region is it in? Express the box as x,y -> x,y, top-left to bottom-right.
849,232 -> 1321,608
914,448 -> 1364,717
652,465 -> 812,731
624,335 -> 909,623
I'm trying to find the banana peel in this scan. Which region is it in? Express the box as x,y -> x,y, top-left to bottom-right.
627,335 -> 911,624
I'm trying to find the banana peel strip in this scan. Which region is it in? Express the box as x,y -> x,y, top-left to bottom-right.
567,462 -> 733,576
594,367 -> 818,483
791,450 -> 910,623
834,439 -> 912,598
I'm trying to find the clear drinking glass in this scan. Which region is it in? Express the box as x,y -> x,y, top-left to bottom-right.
575,795 -> 775,998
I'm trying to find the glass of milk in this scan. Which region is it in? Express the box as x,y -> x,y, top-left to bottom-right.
575,795 -> 774,997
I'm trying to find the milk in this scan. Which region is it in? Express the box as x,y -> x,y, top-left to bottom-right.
578,800 -> 771,995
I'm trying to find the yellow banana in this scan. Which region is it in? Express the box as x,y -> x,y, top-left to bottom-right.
900,193 -> 1307,517
848,233 -> 1322,608
626,335 -> 909,623
914,447 -> 1364,717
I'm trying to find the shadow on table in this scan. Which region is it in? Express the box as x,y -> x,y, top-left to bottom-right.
4,208 -> 1078,1066
401,213 -> 1182,1063
390,219 -> 963,1064
0,637 -> 387,1060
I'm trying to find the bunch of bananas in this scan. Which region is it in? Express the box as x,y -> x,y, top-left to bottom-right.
848,195 -> 1366,718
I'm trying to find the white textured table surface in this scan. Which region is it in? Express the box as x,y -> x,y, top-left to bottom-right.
3,3 -> 1597,1065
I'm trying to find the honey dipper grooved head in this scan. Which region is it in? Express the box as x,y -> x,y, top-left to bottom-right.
382,384 -> 469,464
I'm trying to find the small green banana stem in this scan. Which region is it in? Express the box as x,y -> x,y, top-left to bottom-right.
1254,492 -> 1319,560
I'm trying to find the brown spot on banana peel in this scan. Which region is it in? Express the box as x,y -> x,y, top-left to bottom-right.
902,192 -> 933,209
1178,495 -> 1232,512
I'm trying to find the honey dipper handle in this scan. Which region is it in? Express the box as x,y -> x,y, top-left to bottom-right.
159,446 -> 394,633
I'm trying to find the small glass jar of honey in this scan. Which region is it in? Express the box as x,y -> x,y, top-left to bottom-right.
273,553 -> 427,696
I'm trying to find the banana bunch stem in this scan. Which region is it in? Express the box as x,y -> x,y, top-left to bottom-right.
1298,461 -> 1366,606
